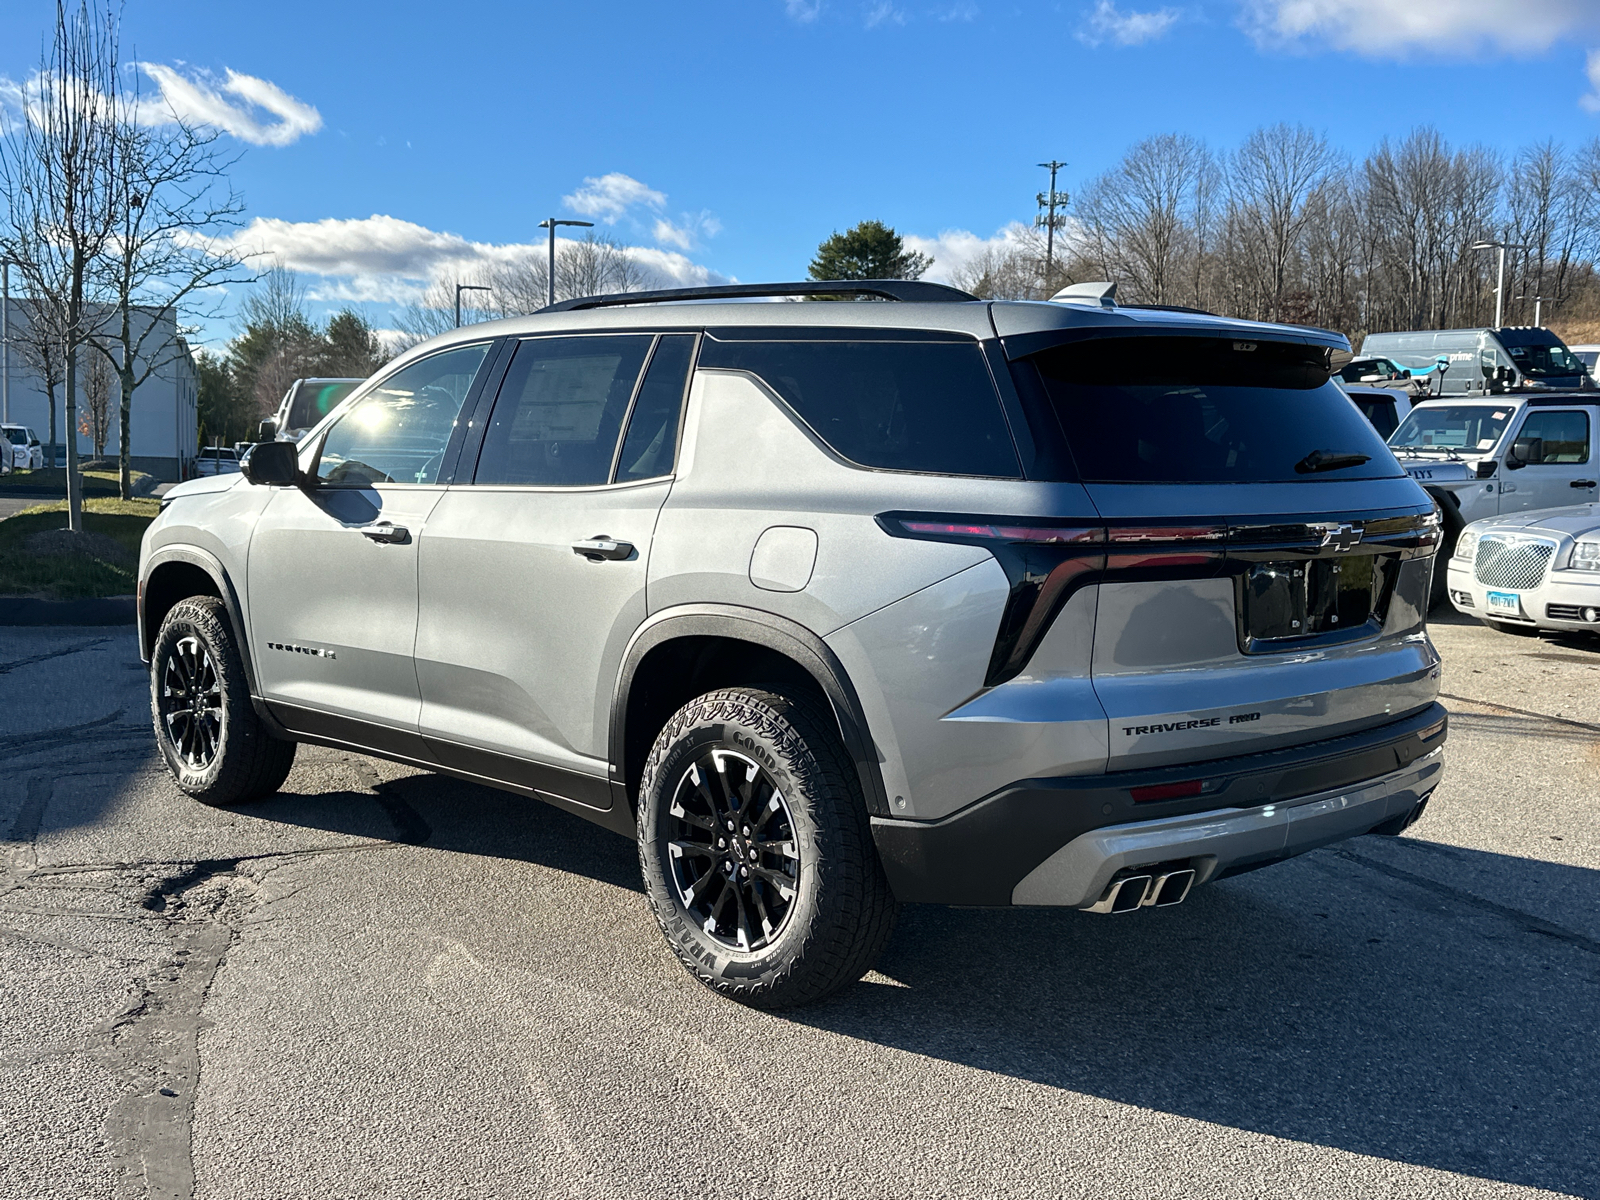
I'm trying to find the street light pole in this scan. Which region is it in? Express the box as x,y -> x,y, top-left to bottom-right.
1471,240 -> 1530,329
1,259 -> 9,425
454,283 -> 492,328
537,218 -> 595,308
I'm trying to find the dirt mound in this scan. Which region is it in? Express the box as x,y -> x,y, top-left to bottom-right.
21,527 -> 135,564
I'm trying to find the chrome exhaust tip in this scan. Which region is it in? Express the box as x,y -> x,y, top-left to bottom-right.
1083,874 -> 1152,914
1145,868 -> 1196,908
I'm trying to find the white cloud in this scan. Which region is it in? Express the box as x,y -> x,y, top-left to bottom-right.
785,0 -> 823,21
138,64 -> 321,146
1239,0 -> 1600,56
199,213 -> 727,305
865,2 -> 908,27
1584,48 -> 1600,112
1078,0 -> 1181,47
563,173 -> 667,223
938,2 -> 980,20
901,222 -> 1042,284
653,210 -> 723,251
0,62 -> 320,147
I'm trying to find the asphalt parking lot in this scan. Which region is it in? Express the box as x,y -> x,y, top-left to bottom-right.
1,608 -> 1596,1200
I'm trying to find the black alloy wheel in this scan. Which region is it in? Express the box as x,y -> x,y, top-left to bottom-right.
158,634 -> 223,770
666,747 -> 799,953
637,686 -> 898,1009
150,595 -> 297,806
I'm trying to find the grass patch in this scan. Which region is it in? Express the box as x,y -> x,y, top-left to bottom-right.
3,466 -> 153,496
0,497 -> 156,599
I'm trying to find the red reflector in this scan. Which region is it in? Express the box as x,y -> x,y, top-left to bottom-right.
1130,779 -> 1204,803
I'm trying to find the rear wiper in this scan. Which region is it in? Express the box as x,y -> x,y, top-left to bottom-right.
1296,449 -> 1372,474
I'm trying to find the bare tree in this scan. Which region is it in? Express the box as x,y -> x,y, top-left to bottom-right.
1077,134 -> 1213,306
7,296 -> 66,467
80,342 -> 111,459
1226,125 -> 1340,322
391,232 -> 662,353
0,0 -> 123,531
89,74 -> 249,497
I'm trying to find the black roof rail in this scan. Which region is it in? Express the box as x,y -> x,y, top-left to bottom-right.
1121,303 -> 1218,317
538,279 -> 979,313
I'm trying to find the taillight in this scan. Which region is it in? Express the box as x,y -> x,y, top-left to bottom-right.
884,515 -> 1104,546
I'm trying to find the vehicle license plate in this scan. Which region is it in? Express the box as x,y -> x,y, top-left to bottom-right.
1485,590 -> 1521,613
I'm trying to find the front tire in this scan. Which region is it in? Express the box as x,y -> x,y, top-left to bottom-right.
151,596 -> 296,805
637,687 -> 897,1009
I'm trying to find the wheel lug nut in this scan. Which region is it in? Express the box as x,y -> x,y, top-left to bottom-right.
748,849 -> 756,861
740,866 -> 749,878
742,825 -> 750,836
726,820 -> 735,831
718,838 -> 726,848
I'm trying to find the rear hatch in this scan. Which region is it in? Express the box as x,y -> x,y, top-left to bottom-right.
1010,332 -> 1441,771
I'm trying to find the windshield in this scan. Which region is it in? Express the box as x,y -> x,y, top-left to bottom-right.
1506,343 -> 1583,379
286,380 -> 361,432
1390,404 -> 1512,452
1024,336 -> 1398,483
4,429 -> 25,445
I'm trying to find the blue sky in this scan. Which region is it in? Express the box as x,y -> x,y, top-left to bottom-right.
4,0 -> 1600,349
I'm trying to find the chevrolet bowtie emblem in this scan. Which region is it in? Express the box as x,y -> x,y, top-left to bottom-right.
1319,522 -> 1364,552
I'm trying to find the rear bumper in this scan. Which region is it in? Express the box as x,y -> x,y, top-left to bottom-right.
1010,747 -> 1441,907
871,702 -> 1447,906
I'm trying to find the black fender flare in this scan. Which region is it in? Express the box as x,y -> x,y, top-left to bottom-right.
141,544 -> 258,693
610,604 -> 890,817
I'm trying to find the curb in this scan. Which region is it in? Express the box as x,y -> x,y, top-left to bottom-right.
0,596 -> 136,626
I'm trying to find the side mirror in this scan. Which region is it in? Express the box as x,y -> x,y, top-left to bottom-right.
240,440 -> 301,486
258,417 -> 279,442
1506,437 -> 1542,470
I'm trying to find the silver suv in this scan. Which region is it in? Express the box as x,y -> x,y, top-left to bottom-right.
139,280 -> 1448,1007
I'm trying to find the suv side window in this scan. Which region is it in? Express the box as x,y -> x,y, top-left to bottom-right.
473,335 -> 654,487
616,334 -> 696,481
315,343 -> 490,487
1516,410 -> 1590,463
697,335 -> 1020,478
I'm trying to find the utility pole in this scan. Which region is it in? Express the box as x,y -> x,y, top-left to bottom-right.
537,218 -> 595,308
1036,161 -> 1069,288
455,283 -> 491,328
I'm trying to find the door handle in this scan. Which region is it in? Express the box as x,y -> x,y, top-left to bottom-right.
1571,480 -> 1597,488
572,536 -> 633,561
360,521 -> 410,544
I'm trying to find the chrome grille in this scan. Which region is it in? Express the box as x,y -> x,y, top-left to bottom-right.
1474,536 -> 1555,590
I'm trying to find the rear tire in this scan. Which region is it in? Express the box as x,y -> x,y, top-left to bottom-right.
150,596 -> 296,806
637,686 -> 897,1009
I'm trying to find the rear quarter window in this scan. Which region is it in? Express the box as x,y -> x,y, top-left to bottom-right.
1021,335 -> 1400,484
696,335 -> 1021,478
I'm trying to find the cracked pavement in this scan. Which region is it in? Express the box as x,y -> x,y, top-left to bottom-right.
0,612 -> 1596,1200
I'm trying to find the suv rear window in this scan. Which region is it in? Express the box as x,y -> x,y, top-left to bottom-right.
697,336 -> 1020,478
1022,336 -> 1398,484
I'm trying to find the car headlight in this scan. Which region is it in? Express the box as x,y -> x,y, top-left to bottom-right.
1454,530 -> 1479,561
1570,539 -> 1600,571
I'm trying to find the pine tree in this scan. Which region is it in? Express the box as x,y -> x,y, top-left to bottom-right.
808,220 -> 933,281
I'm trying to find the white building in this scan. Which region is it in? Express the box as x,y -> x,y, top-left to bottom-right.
0,297 -> 199,481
